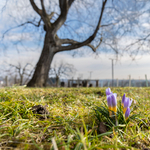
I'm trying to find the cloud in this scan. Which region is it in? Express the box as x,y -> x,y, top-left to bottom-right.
1,45 -> 150,80
52,51 -> 150,79
0,47 -> 41,68
3,33 -> 33,42
142,23 -> 150,29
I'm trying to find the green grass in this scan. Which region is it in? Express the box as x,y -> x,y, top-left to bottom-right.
0,87 -> 149,150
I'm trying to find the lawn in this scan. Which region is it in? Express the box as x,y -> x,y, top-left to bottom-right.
0,87 -> 149,150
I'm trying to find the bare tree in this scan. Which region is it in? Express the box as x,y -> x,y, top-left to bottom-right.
23,0 -> 107,87
49,61 -> 77,87
1,0 -> 107,87
3,62 -> 34,85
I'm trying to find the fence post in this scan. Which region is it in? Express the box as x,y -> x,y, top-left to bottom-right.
133,80 -> 135,87
129,75 -> 131,87
72,78 -> 73,87
68,80 -> 70,87
77,78 -> 79,87
101,80 -> 103,87
145,74 -> 148,87
96,80 -> 99,87
86,80 -> 89,87
108,81 -> 110,87
116,79 -> 119,87
5,76 -> 8,87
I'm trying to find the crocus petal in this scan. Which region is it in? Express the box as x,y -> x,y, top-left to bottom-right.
123,107 -> 127,114
108,106 -> 112,110
112,106 -> 117,113
122,93 -> 126,106
106,88 -> 112,96
111,94 -> 117,107
125,107 -> 130,119
107,95 -> 112,107
114,93 -> 117,98
124,97 -> 130,108
107,95 -> 113,117
129,99 -> 132,107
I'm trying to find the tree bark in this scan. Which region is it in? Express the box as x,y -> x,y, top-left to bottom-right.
27,32 -> 55,87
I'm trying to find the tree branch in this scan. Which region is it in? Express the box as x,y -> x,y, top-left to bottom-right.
30,0 -> 42,16
29,0 -> 54,29
68,0 -> 75,8
39,0 -> 53,28
87,37 -> 103,52
58,37 -> 103,52
52,0 -> 68,34
48,12 -> 55,20
55,0 -> 107,52
104,41 -> 118,53
1,19 -> 42,39
125,33 -> 150,51
1,0 -> 9,13
40,0 -> 47,16
52,0 -> 75,34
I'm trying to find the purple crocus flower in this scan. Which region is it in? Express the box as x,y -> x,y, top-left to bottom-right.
123,97 -> 132,114
106,88 -> 112,96
122,93 -> 126,106
106,88 -> 117,116
125,107 -> 130,120
124,97 -> 130,107
123,97 -> 129,114
107,95 -> 112,116
111,93 -> 117,114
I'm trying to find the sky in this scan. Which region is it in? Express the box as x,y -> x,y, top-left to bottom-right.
1,49 -> 150,80
0,0 -> 150,80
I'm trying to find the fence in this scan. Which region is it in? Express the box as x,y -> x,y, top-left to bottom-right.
61,78 -> 150,87
0,75 -> 150,87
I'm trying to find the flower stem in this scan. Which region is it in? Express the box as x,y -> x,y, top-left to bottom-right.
115,116 -> 118,126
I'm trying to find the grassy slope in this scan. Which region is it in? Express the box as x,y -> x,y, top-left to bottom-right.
0,87 -> 149,150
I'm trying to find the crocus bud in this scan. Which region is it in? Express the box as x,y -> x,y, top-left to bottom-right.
122,93 -> 126,107
125,107 -> 130,120
111,93 -> 117,114
107,95 -> 112,116
123,97 -> 132,114
107,95 -> 112,108
106,88 -> 112,96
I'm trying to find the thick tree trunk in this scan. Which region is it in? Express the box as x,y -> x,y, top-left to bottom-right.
27,32 -> 55,87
